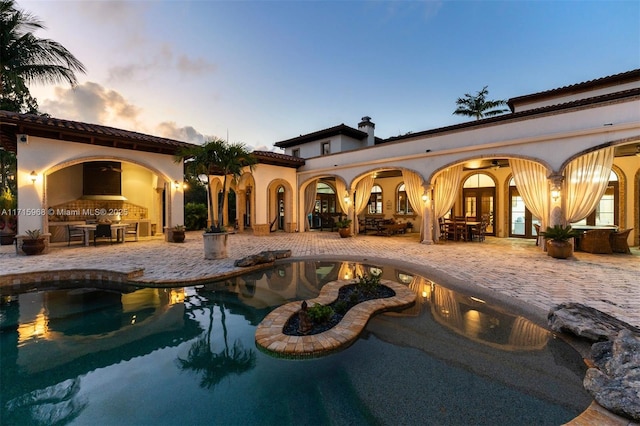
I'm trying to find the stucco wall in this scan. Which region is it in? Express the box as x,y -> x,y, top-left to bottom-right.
16,136 -> 184,234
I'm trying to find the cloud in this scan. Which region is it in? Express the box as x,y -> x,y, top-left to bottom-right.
108,44 -> 216,82
155,121 -> 208,145
38,81 -> 225,147
41,82 -> 142,129
177,55 -> 218,75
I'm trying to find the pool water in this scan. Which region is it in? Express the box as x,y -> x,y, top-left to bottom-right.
0,261 -> 591,425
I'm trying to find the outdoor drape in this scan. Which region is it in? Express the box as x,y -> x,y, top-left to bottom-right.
303,179 -> 318,231
509,158 -> 550,243
564,147 -> 614,223
353,176 -> 375,234
333,178 -> 349,216
432,165 -> 462,241
402,170 -> 427,241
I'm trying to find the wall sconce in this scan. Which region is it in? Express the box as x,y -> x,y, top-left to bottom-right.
173,180 -> 180,189
30,170 -> 37,184
551,187 -> 561,202
344,192 -> 350,205
422,192 -> 429,203
246,186 -> 252,195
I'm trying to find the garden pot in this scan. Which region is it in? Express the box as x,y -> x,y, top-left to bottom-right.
172,230 -> 185,243
546,240 -> 573,259
0,232 -> 15,245
203,232 -> 228,259
21,238 -> 45,255
338,228 -> 351,238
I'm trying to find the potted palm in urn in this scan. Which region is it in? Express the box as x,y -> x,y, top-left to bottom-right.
336,218 -> 352,238
540,225 -> 581,259
21,229 -> 46,255
175,137 -> 257,260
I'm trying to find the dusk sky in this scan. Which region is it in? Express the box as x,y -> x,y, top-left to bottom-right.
19,0 -> 640,152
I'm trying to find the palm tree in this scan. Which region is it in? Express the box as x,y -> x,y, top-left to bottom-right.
0,0 -> 86,113
453,86 -> 508,120
176,138 -> 257,229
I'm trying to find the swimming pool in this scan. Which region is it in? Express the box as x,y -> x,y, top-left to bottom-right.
0,260 -> 591,425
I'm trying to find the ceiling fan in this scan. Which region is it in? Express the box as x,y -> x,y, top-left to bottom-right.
463,159 -> 508,171
99,164 -> 122,172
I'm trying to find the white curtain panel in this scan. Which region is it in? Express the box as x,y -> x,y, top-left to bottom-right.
402,170 -> 426,240
353,176 -> 375,234
303,179 -> 318,231
509,158 -> 550,232
431,165 -> 462,241
564,147 -> 614,223
333,178 -> 349,216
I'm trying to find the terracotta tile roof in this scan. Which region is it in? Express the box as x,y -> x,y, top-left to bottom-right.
0,110 -> 197,154
252,150 -> 305,168
274,123 -> 368,148
384,87 -> 640,144
507,69 -> 640,112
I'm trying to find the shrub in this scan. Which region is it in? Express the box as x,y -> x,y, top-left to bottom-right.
307,303 -> 334,324
355,271 -> 382,294
184,202 -> 208,231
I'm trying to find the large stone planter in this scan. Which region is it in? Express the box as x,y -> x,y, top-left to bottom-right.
546,240 -> 573,259
203,232 -> 228,259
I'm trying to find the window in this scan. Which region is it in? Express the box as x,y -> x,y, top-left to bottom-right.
367,185 -> 383,214
571,171 -> 619,226
396,183 -> 413,214
321,142 -> 330,156
292,148 -> 300,158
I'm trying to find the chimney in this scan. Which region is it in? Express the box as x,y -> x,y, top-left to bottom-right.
358,116 -> 375,147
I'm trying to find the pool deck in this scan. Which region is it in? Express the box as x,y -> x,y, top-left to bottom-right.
1,231 -> 639,425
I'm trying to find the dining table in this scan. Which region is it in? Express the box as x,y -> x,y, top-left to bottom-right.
74,223 -> 131,246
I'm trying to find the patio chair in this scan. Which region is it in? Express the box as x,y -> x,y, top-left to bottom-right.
579,229 -> 613,254
533,224 -> 541,246
67,225 -> 84,246
94,224 -> 113,246
610,228 -> 633,254
125,222 -> 139,241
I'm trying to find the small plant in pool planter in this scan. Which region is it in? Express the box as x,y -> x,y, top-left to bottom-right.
306,303 -> 334,324
336,218 -> 352,238
22,229 -> 45,255
540,225 -> 581,259
355,270 -> 382,296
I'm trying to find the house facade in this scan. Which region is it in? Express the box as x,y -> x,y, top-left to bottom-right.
268,69 -> 639,247
2,69 -> 639,250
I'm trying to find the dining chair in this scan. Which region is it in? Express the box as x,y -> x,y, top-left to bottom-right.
533,224 -> 541,246
125,222 -> 139,241
94,224 -> 113,246
471,220 -> 487,242
67,225 -> 84,246
453,216 -> 468,241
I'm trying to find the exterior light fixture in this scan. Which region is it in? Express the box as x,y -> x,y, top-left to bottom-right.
30,171 -> 37,183
173,180 -> 180,189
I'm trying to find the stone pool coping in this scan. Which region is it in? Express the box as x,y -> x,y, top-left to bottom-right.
255,279 -> 416,358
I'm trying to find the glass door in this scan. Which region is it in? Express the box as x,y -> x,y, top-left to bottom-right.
509,185 -> 540,239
